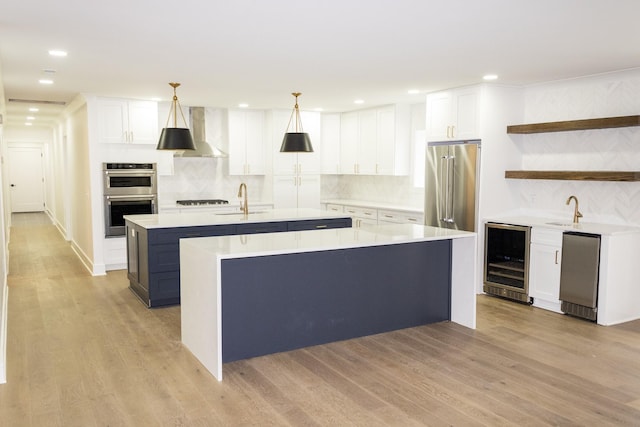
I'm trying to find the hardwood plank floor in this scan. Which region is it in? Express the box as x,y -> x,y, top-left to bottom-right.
2,212 -> 640,426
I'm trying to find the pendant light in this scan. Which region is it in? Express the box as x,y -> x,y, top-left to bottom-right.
157,82 -> 196,150
280,92 -> 313,152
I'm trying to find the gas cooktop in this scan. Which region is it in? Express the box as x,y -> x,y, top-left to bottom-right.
176,199 -> 229,206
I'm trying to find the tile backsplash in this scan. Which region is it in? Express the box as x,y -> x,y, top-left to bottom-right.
511,69 -> 640,225
158,157 -> 270,206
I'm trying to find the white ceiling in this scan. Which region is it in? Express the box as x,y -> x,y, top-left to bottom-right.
2,0 -> 640,128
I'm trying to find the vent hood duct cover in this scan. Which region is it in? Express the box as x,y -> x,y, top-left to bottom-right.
175,107 -> 227,157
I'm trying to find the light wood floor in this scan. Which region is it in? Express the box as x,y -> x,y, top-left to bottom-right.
2,212 -> 640,426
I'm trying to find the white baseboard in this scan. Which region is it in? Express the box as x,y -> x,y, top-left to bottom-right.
0,279 -> 8,384
70,240 -> 106,276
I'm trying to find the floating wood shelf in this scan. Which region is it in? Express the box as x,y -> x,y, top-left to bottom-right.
507,115 -> 640,134
505,170 -> 640,182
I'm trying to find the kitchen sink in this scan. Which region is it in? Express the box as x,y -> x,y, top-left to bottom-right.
214,211 -> 267,216
545,221 -> 575,226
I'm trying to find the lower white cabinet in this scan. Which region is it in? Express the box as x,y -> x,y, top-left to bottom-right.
343,205 -> 378,228
323,202 -> 423,228
377,209 -> 423,225
529,227 -> 563,312
273,175 -> 321,209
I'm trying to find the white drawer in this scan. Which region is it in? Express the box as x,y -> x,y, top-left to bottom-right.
378,209 -> 423,225
326,203 -> 344,213
343,205 -> 378,220
531,227 -> 563,246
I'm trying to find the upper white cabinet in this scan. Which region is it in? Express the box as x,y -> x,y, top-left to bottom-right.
425,86 -> 480,141
271,110 -> 321,176
97,98 -> 158,144
320,113 -> 341,174
339,104 -> 410,176
228,109 -> 266,175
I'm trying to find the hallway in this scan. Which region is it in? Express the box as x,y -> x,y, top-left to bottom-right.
2,213 -> 640,426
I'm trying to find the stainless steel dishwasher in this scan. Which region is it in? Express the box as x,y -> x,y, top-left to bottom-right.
559,232 -> 601,321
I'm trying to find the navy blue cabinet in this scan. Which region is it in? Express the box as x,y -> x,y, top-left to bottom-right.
126,217 -> 352,307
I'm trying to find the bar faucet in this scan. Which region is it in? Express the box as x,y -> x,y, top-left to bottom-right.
238,182 -> 248,216
566,195 -> 583,224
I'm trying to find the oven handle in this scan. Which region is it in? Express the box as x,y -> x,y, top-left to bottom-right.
104,170 -> 156,176
105,195 -> 157,201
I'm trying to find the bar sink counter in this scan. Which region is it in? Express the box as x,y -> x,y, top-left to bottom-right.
179,224 -> 477,381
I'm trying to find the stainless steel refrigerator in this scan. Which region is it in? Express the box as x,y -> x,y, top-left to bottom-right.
424,139 -> 480,232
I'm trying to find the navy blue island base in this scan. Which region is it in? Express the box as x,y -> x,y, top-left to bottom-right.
220,240 -> 452,363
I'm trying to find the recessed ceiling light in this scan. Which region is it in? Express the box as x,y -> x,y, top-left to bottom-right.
354,99 -> 364,104
26,116 -> 35,120
25,122 -> 33,126
408,89 -> 421,95
48,50 -> 68,57
238,103 -> 249,108
43,69 -> 56,74
483,74 -> 498,81
29,107 -> 39,112
39,79 -> 54,85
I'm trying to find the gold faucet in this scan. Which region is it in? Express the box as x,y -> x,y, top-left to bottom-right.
566,195 -> 583,224
238,182 -> 248,216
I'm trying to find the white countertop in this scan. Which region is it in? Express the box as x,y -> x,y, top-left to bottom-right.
322,199 -> 423,214
484,215 -> 640,236
180,224 -> 475,260
159,201 -> 274,211
124,208 -> 350,229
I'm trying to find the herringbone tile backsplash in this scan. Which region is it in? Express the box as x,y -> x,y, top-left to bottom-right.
514,70 -> 640,225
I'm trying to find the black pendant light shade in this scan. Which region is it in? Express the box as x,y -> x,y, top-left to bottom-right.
280,92 -> 314,152
157,82 -> 196,151
157,127 -> 196,150
280,132 -> 313,152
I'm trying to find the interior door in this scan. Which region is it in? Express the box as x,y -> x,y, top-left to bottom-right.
8,146 -> 45,213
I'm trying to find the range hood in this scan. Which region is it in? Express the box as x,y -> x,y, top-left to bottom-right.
174,107 -> 227,158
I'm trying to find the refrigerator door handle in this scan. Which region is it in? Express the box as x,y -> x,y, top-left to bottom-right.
446,155 -> 455,222
439,155 -> 448,223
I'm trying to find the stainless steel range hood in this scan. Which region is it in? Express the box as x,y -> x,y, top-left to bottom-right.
174,107 -> 227,157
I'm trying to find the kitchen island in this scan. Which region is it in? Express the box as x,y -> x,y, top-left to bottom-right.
124,209 -> 352,307
179,224 -> 477,381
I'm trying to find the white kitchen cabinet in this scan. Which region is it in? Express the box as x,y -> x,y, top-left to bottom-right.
375,104 -> 411,175
321,113 -> 341,174
343,205 -> 378,228
529,227 -> 563,312
377,208 -> 423,225
273,174 -> 321,209
339,111 -> 359,174
425,86 -> 480,141
97,98 -> 158,144
340,109 -> 377,175
228,109 -> 266,175
340,105 -> 410,175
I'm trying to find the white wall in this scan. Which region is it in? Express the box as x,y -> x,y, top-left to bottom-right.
0,125 -> 7,384
509,68 -> 640,225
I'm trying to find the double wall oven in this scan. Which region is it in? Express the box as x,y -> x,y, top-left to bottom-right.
103,163 -> 157,237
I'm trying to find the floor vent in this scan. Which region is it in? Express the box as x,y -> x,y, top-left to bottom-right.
483,285 -> 530,304
561,301 -> 597,322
